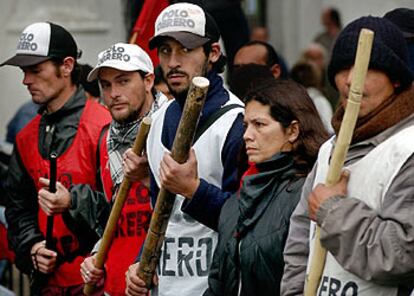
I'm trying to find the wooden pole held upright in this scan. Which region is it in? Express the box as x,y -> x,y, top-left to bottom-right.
137,76 -> 210,288
304,28 -> 374,296
83,117 -> 152,295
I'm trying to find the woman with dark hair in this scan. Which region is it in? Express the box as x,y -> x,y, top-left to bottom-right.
204,79 -> 328,296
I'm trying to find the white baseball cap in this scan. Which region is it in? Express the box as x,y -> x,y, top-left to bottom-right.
87,43 -> 154,82
1,22 -> 80,67
149,2 -> 220,50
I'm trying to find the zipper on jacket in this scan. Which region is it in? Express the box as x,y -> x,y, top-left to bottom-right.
234,231 -> 242,296
44,124 -> 56,157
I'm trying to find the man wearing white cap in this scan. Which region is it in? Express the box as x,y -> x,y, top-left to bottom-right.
125,2 -> 244,296
1,22 -> 111,295
77,42 -> 167,296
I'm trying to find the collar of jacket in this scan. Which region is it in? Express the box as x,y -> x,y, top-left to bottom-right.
174,70 -> 229,121
161,71 -> 231,150
237,152 -> 298,236
39,86 -> 87,123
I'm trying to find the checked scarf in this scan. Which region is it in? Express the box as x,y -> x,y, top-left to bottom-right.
107,118 -> 142,188
107,93 -> 163,190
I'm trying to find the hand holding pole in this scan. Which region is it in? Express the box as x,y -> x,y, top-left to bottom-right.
304,28 -> 374,296
137,77 -> 209,288
83,117 -> 152,295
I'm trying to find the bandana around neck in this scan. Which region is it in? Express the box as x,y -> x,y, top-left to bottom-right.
107,119 -> 141,187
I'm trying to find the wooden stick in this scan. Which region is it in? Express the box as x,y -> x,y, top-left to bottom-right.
304,28 -> 374,296
83,117 -> 152,295
129,31 -> 138,45
137,76 -> 209,288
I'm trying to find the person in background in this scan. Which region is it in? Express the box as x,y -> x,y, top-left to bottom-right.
5,100 -> 38,144
228,63 -> 274,100
384,8 -> 414,73
204,79 -> 328,296
124,3 -> 244,296
282,16 -> 414,296
1,22 -> 111,295
301,42 -> 339,109
290,61 -> 333,134
302,43 -> 327,72
250,26 -> 269,43
233,41 -> 286,79
314,7 -> 342,57
78,63 -> 101,102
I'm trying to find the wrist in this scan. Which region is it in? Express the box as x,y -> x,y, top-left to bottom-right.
316,195 -> 345,225
187,178 -> 200,199
64,192 -> 73,209
31,241 -> 44,255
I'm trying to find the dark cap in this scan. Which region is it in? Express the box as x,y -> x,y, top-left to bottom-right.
149,2 -> 220,50
1,22 -> 80,67
383,8 -> 414,38
328,16 -> 413,91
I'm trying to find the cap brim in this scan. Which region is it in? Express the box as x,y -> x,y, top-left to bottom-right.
149,31 -> 210,50
0,54 -> 51,67
87,61 -> 144,82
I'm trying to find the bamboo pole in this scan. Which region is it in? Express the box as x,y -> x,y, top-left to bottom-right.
83,117 -> 152,295
304,28 -> 374,296
129,31 -> 138,45
137,76 -> 210,288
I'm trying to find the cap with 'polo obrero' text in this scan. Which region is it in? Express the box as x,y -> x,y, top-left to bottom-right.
149,2 -> 220,50
1,22 -> 80,67
88,43 -> 154,82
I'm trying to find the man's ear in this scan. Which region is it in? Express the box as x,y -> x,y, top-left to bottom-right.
270,64 -> 281,79
208,42 -> 221,63
62,57 -> 75,78
144,73 -> 155,93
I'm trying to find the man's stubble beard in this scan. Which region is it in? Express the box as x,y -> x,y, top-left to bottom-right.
111,85 -> 149,124
166,59 -> 209,102
112,107 -> 141,125
34,65 -> 65,107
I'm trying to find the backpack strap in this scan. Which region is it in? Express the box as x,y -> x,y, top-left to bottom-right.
194,104 -> 243,143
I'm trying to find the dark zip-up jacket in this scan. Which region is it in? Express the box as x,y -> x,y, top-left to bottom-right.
4,87 -> 110,274
204,152 -> 305,296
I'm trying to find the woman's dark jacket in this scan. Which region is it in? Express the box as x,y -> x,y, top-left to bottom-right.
204,152 -> 305,296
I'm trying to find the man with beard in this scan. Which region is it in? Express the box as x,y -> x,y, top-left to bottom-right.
124,3 -> 244,296
281,16 -> 414,296
77,42 -> 167,296
1,22 -> 111,295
